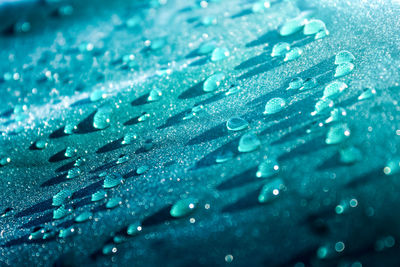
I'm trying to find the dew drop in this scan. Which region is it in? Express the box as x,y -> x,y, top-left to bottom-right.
122,132 -> 138,145
35,139 -> 48,150
358,88 -> 376,100
311,98 -> 334,116
102,244 -> 117,255
211,47 -> 230,61
106,197 -> 122,209
75,211 -> 93,223
216,150 -> 234,163
138,112 -> 150,122
198,41 -> 217,55
300,77 -> 318,91
147,88 -> 162,102
59,226 -> 75,239
287,77 -> 303,90
303,19 -> 327,35
383,158 -> 400,176
279,17 -> 306,36
0,157 -> 11,166
53,205 -> 71,220
258,178 -> 285,203
203,72 -> 226,92
252,1 -> 270,13
271,42 -> 290,57
93,107 -> 112,130
91,190 -> 107,202
90,90 -> 106,102
335,51 -> 355,65
325,123 -> 351,145
226,117 -> 248,131
170,198 -> 198,218
201,16 -> 217,26
64,123 -> 76,135
238,132 -> 261,153
284,47 -> 303,62
103,173 -> 124,188
52,189 -> 72,206
127,223 -> 142,236
64,147 -> 77,158
339,146 -> 362,164
136,165 -> 149,175
116,154 -> 130,165
325,108 -> 347,124
322,81 -> 348,99
67,167 -> 81,179
256,159 -> 280,178
334,62 -> 354,78
264,98 -> 286,114
74,157 -> 86,167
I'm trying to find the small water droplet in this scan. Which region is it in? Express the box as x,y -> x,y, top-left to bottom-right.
113,235 -> 127,244
339,146 -> 362,164
35,139 -> 48,150
93,106 -> 112,130
53,205 -> 72,220
315,29 -> 329,39
264,98 -> 286,114
335,51 -> 355,65
311,98 -> 334,116
138,112 -> 150,122
323,81 -> 348,99
59,226 -> 75,239
216,150 -> 234,163
226,117 -> 248,131
258,178 -> 284,203
64,123 -> 76,135
287,77 -> 303,90
198,41 -> 217,55
0,156 -> 11,166
203,72 -> 226,92
325,108 -> 347,124
117,155 -> 130,165
106,197 -> 122,209
325,123 -> 351,145
300,77 -> 318,91
74,157 -> 86,167
256,159 -> 280,178
383,157 -> 400,175
64,147 -> 77,158
170,198 -> 198,218
52,189 -> 72,206
334,62 -> 354,78
284,47 -> 303,62
136,165 -> 149,175
211,47 -> 230,61
102,244 -> 117,255
252,1 -> 270,13
91,189 -> 107,202
90,90 -> 106,102
29,227 -> 46,240
202,16 -> 217,26
225,85 -> 241,96
358,88 -> 376,100
238,132 -> 261,153
303,19 -> 327,35
67,167 -> 81,179
271,42 -> 291,57
183,105 -> 205,120
127,223 -> 142,236
147,88 -> 162,102
122,132 -> 138,145
103,173 -> 124,188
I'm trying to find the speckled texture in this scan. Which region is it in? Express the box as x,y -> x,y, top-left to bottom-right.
1,0 -> 400,266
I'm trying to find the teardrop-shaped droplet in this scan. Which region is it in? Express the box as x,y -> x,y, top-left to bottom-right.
315,29 -> 329,40
325,123 -> 351,145
264,98 -> 286,114
284,47 -> 303,62
300,77 -> 318,90
304,19 -> 327,35
93,107 -> 111,129
75,211 -> 93,223
59,226 -> 75,239
211,47 -> 230,61
279,17 -> 306,36
383,157 -> 400,175
90,90 -> 106,102
53,205 -> 71,220
170,198 -> 198,218
91,190 -> 107,202
325,108 -> 347,124
136,165 -> 149,175
106,197 -> 122,209
358,88 -> 376,100
334,62 -> 354,78
64,146 -> 77,158
339,146 -> 362,164
258,179 -> 285,203
117,155 -> 129,165
147,89 -> 162,102
225,85 -> 241,96
122,132 -> 138,145
29,227 -> 46,240
183,104 -> 205,120
226,117 -> 248,131
113,235 -> 127,244
102,244 -> 117,255
252,1 -> 270,13
323,81 -> 348,99
74,157 -> 86,167
256,159 -> 280,178
127,223 -> 142,236
52,189 -> 72,206
103,173 -> 124,188
238,132 -> 261,153
64,123 -> 76,135
150,38 -> 166,50
287,77 -> 303,90
138,112 -> 150,122
311,98 -> 334,116
271,42 -> 290,57
0,157 -> 11,166
35,139 -> 48,150
67,167 -> 81,179
198,41 -> 217,55
203,72 -> 226,92
335,51 -> 355,65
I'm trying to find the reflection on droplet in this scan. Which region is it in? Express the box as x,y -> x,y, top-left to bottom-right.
127,223 -> 142,236
226,117 -> 248,131
252,1 -> 270,13
383,158 -> 400,176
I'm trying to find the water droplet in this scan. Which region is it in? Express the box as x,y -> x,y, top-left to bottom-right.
64,147 -> 77,158
147,88 -> 162,102
122,132 -> 138,145
323,81 -> 348,99
271,42 -> 290,57
264,97 -> 286,114
211,47 -> 230,61
67,167 -> 81,179
258,178 -> 285,203
29,227 -> 46,240
35,139 -> 48,150
150,38 -> 166,50
203,72 -> 226,92
335,51 -> 355,65
238,132 -> 261,153
287,77 -> 303,90
103,173 -> 124,188
303,19 -> 327,35
91,189 -> 107,202
64,123 -> 76,135
90,90 -> 106,102
102,244 -> 117,255
226,117 -> 248,131
59,226 -> 75,239
75,211 -> 93,223
201,16 -> 217,26
256,159 -> 280,178
300,77 -> 318,91
225,85 -> 241,96
339,146 -> 362,164
106,197 -> 122,209
252,1 -> 270,13
127,223 -> 142,236
198,41 -> 217,55
325,123 -> 351,145
311,98 -> 334,116
74,157 -> 86,167
93,106 -> 112,130
113,235 -> 127,244
117,155 -> 130,165
138,112 -> 150,122
170,198 -> 198,218
279,17 -> 306,36
383,157 -> 400,175
183,105 -> 205,120
136,165 -> 149,175
53,205 -> 72,220
52,189 -> 72,206
284,47 -> 303,62
358,88 -> 376,100
334,62 -> 354,78
325,108 -> 347,124
216,150 -> 234,163
315,29 -> 329,39
0,157 -> 11,166
1,207 -> 14,218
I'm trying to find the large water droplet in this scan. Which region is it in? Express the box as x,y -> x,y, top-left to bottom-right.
203,72 -> 226,92
258,178 -> 285,203
271,42 -> 290,57
52,189 -> 72,206
170,198 -> 198,218
325,123 -> 351,145
103,173 -> 124,188
226,117 -> 248,131
93,106 -> 112,129
147,88 -> 162,102
264,98 -> 286,114
211,47 -> 230,61
238,132 -> 261,153
323,81 -> 348,99
334,62 -> 354,78
335,51 -> 355,65
256,159 -> 280,178
284,47 -> 303,62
